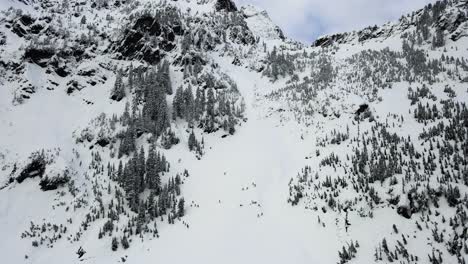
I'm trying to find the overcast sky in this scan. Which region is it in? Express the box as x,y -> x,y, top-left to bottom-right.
234,0 -> 437,43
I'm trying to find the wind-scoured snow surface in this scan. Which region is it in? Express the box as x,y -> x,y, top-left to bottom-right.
1,0 -> 468,263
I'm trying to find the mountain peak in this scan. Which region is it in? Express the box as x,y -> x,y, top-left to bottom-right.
241,4 -> 285,41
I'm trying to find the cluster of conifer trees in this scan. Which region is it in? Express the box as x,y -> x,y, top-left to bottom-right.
338,240 -> 359,264
91,51 -> 245,250
264,21 -> 468,125
114,61 -> 175,156
82,147 -> 188,252
173,84 -> 238,134
263,46 -> 296,81
114,59 -> 243,157
288,91 -> 468,262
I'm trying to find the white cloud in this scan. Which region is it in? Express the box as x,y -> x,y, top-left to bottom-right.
234,0 -> 437,43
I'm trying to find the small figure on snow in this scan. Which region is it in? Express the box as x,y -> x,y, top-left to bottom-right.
76,246 -> 86,259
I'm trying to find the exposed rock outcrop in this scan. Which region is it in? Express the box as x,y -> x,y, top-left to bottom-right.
215,0 -> 237,12
113,10 -> 183,64
16,155 -> 46,183
39,173 -> 70,191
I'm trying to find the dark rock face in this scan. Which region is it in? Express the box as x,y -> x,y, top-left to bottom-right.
357,26 -> 382,42
274,26 -> 286,40
53,66 -> 69,77
450,27 -> 468,41
96,138 -> 110,147
11,15 -> 35,37
23,47 -> 55,67
313,26 -> 383,48
10,14 -> 50,37
30,24 -> 44,34
23,43 -> 84,76
397,205 -> 412,219
355,104 -> 369,115
229,25 -> 256,45
110,91 -> 124,102
133,16 -> 162,36
15,154 -> 69,191
135,128 -> 145,138
215,0 -> 237,12
19,15 -> 35,26
77,68 -> 96,77
17,0 -> 36,6
66,79 -> 85,94
113,13 -> 183,64
12,23 -> 28,37
7,12 -> 90,76
16,156 -> 46,183
48,56 -> 70,77
39,175 -> 70,191
437,11 -> 467,34
313,33 -> 347,48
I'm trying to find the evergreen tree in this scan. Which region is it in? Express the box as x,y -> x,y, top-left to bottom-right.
205,88 -> 216,132
161,128 -> 180,149
178,197 -> 185,217
188,130 -> 197,151
111,237 -> 119,251
194,87 -> 205,121
433,28 -> 445,48
158,60 -> 172,95
118,126 -> 135,158
80,15 -> 87,25
143,71 -> 169,137
146,144 -> 160,191
121,236 -> 129,249
173,86 -> 185,120
110,70 -> 125,101
183,86 -> 195,125
137,147 -> 146,193
128,63 -> 134,91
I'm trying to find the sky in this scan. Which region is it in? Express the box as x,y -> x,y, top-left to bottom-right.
234,0 -> 437,43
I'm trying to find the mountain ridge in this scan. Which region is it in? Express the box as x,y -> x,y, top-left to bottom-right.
313,0 -> 468,47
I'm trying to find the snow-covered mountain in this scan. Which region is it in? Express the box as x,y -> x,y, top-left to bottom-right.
0,0 -> 467,263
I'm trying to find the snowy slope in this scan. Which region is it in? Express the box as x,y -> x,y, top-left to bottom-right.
1,0 -> 468,263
